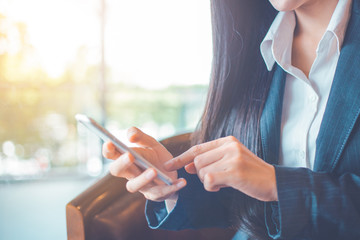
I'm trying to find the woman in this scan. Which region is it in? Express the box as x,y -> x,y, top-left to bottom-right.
103,0 -> 360,239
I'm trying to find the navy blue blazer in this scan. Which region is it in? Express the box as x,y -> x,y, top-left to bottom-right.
146,1 -> 360,239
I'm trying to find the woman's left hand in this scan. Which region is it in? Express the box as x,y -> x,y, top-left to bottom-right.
163,136 -> 278,202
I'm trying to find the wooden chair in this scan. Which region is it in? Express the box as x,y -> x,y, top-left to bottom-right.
66,133 -> 236,240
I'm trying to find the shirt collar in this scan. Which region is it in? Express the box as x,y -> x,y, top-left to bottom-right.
260,0 -> 353,71
326,0 -> 353,52
260,11 -> 296,71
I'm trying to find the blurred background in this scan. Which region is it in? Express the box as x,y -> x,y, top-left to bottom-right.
0,0 -> 212,239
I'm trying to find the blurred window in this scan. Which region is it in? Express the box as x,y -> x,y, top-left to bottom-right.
0,0 -> 212,180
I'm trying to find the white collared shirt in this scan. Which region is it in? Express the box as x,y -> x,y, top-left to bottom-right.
260,0 -> 352,169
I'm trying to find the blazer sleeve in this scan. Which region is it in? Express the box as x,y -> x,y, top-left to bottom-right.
145,168 -> 233,230
265,166 -> 360,239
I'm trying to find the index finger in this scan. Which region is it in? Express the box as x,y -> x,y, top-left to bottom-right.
127,127 -> 160,149
164,137 -> 231,171
127,127 -> 170,158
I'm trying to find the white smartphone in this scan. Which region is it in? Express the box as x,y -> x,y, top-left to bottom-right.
75,114 -> 173,185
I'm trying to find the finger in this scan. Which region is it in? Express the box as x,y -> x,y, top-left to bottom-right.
126,168 -> 158,193
109,152 -> 142,179
130,147 -> 157,165
127,127 -> 162,149
103,141 -> 121,160
128,147 -> 170,185
164,137 -> 233,171
197,157 -> 233,182
127,127 -> 172,159
142,178 -> 187,201
185,146 -> 227,174
203,171 -> 231,192
185,162 -> 196,174
193,147 -> 225,170
196,159 -> 223,182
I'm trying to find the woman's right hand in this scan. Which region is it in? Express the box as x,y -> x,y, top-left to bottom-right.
102,127 -> 187,202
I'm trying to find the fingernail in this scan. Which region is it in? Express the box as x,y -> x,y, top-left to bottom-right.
145,169 -> 156,179
107,142 -> 114,151
176,179 -> 186,188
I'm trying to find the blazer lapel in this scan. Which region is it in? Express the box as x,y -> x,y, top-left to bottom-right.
260,65 -> 287,165
314,2 -> 360,172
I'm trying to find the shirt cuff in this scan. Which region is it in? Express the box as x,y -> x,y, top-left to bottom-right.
265,201 -> 282,239
165,193 -> 179,213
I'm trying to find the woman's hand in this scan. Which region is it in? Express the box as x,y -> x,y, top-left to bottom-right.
103,127 -> 186,202
163,136 -> 277,202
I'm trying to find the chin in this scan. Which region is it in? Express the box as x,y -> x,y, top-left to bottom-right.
268,0 -> 305,12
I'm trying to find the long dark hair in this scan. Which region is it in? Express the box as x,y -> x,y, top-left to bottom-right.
192,0 -> 277,238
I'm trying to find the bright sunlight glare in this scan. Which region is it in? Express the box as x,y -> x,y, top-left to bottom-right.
0,0 -> 212,87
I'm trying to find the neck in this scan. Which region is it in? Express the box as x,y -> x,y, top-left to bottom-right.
294,0 -> 339,39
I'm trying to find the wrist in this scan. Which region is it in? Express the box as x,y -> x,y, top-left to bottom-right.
164,192 -> 178,213
268,165 -> 278,201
